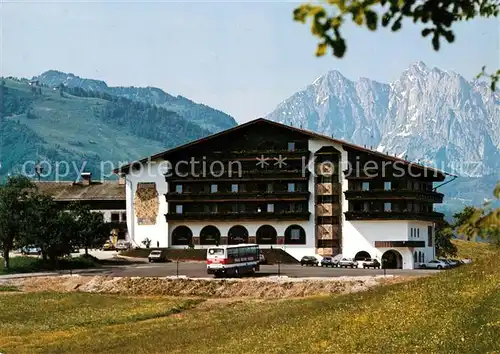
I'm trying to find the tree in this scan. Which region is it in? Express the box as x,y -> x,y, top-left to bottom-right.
21,193 -> 60,262
293,1 -> 499,90
457,183 -> 500,245
70,203 -> 111,255
434,220 -> 457,257
142,238 -> 152,248
0,176 -> 36,269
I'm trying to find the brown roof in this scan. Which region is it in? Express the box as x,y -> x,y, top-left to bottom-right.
35,181 -> 125,201
114,118 -> 455,177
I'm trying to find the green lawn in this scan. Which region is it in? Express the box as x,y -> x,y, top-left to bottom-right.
1,241 -> 499,353
0,255 -> 100,275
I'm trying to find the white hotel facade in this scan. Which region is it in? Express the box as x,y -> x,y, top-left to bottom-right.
116,118 -> 450,269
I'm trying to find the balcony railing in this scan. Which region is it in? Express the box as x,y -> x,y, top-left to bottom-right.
165,169 -> 311,181
165,211 -> 310,221
344,189 -> 444,203
165,191 -> 310,202
345,210 -> 444,222
209,149 -> 310,159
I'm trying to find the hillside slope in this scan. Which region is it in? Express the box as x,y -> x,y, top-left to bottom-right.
0,78 -> 210,179
35,70 -> 238,133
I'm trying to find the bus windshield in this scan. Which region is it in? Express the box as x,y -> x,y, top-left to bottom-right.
208,248 -> 225,256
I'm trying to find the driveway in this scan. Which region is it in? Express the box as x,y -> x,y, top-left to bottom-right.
79,261 -> 437,278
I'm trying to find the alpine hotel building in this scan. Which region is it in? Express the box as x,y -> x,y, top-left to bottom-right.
116,118 -> 451,269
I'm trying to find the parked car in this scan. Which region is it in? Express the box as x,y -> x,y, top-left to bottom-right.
300,256 -> 319,266
362,258 -> 381,269
20,246 -> 42,256
339,258 -> 358,268
101,241 -> 115,251
438,258 -> 459,267
116,240 -> 131,251
420,259 -> 449,269
148,250 -> 167,263
320,256 -> 339,267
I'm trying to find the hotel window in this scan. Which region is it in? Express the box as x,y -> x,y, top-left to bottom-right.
175,205 -> 183,214
231,184 -> 238,193
363,202 -> 370,212
210,184 -> 218,193
384,181 -> 391,191
267,203 -> 274,212
267,183 -> 274,192
411,228 -> 414,238
111,213 -> 120,222
417,228 -> 420,238
290,228 -> 301,240
428,226 -> 433,247
362,182 -> 370,191
230,204 -> 238,213
288,183 -> 295,192
175,184 -> 183,193
288,142 -> 295,151
384,203 -> 391,212
121,212 -> 127,222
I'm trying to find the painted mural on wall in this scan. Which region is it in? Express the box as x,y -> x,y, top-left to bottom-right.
134,182 -> 159,225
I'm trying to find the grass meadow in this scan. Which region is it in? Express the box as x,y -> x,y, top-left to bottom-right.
0,240 -> 498,353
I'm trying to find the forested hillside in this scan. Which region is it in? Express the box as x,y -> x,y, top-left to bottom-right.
36,70 -> 238,133
0,78 -> 212,180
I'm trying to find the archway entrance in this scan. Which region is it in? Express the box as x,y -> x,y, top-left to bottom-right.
200,225 -> 221,245
256,225 -> 277,244
171,226 -> 193,246
228,225 -> 249,244
382,250 -> 403,269
354,251 -> 371,261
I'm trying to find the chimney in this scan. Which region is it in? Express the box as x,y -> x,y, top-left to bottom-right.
118,174 -> 126,185
81,172 -> 92,186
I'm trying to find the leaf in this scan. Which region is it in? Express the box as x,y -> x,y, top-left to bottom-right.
316,42 -> 328,57
432,33 -> 440,50
422,28 -> 433,37
365,10 -> 378,30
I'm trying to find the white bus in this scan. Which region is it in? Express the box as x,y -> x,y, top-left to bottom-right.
206,244 -> 260,277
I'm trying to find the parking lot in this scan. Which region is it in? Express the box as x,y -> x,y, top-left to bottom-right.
88,261 -> 437,278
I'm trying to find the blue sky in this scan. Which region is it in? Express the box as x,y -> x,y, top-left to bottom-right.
1,1 -> 498,123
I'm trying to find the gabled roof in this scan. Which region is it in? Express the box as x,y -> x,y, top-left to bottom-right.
35,181 -> 125,202
114,118 -> 454,177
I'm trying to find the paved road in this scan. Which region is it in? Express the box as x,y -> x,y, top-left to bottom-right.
82,261 -> 438,278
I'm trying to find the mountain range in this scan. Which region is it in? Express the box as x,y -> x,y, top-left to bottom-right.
265,61 -> 499,211
1,64 -> 498,214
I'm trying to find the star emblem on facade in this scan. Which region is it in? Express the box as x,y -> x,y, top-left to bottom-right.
255,155 -> 270,168
273,155 -> 287,168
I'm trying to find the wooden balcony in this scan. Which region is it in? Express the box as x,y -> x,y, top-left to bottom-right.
374,241 -> 426,248
165,169 -> 311,182
344,189 -> 444,203
345,210 -> 444,222
165,211 -> 311,222
165,191 -> 310,202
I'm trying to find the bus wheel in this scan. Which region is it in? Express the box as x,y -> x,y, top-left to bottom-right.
234,268 -> 240,277
250,267 -> 256,276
